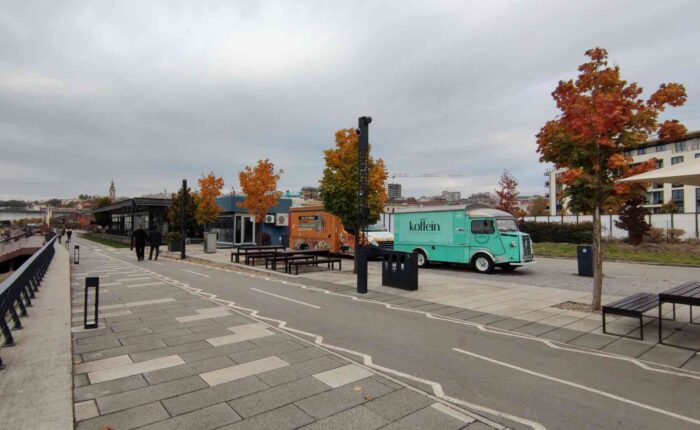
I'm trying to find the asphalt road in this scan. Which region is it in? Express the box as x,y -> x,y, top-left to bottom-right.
380,257 -> 700,296
88,242 -> 700,430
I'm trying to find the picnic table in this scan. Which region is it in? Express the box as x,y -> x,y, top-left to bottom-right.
659,281 -> 700,347
266,250 -> 330,271
230,245 -> 285,263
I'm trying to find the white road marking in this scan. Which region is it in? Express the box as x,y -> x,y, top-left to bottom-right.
250,288 -> 320,309
93,246 -> 540,430
452,347 -> 700,427
182,269 -> 210,278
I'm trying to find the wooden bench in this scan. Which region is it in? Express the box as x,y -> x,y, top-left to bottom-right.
265,254 -> 316,271
230,246 -> 285,263
602,292 -> 675,340
246,252 -> 280,266
288,258 -> 342,275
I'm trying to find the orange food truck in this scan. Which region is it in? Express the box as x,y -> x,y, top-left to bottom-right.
289,206 -> 394,255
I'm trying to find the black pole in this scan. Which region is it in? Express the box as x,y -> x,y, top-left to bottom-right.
130,200 -> 135,250
181,179 -> 187,260
357,116 -> 372,294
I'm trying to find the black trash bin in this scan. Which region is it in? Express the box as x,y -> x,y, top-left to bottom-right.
381,250 -> 418,291
577,245 -> 593,277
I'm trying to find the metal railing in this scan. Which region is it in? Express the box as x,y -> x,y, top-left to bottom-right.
0,233 -> 56,370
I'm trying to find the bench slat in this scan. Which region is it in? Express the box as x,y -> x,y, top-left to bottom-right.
603,292 -> 658,314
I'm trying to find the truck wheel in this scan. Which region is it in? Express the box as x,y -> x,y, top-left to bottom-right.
472,254 -> 494,274
415,250 -> 428,268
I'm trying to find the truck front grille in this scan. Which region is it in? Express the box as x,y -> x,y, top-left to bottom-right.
522,235 -> 533,261
379,241 -> 394,249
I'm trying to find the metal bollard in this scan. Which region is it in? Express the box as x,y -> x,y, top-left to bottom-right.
84,277 -> 99,329
74,245 -> 80,264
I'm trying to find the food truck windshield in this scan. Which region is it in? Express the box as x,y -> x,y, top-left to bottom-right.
367,222 -> 388,232
495,218 -> 519,232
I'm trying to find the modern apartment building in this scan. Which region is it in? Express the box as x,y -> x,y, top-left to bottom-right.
545,130 -> 700,215
387,183 -> 402,200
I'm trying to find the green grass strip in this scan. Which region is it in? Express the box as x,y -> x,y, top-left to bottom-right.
79,234 -> 130,248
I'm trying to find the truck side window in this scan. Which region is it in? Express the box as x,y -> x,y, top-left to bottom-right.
471,220 -> 494,234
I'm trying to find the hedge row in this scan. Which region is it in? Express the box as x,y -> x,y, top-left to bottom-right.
519,221 -> 593,244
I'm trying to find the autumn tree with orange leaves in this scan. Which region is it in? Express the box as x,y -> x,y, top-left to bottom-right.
495,170 -> 522,217
238,159 -> 283,244
537,48 -> 687,310
319,128 -> 388,272
195,172 -> 225,229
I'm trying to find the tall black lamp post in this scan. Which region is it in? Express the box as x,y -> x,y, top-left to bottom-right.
130,200 -> 136,250
357,116 -> 372,294
181,179 -> 187,260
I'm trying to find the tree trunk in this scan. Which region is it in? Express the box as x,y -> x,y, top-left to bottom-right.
591,205 -> 604,310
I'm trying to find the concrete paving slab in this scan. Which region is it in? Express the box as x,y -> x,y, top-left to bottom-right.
380,404 -> 467,430
138,403 -> 241,430
96,375 -> 208,415
200,356 -> 289,386
295,377 -> 394,419
74,374 -> 149,402
88,354 -> 185,384
163,375 -> 269,416
638,344 -> 696,368
74,354 -> 133,374
313,364 -> 374,388
301,405 -> 390,430
228,376 -> 330,418
221,404 -> 313,430
74,400 -> 99,421
75,401 -> 169,430
363,388 -> 433,421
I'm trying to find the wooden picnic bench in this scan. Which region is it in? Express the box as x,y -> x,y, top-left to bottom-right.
288,257 -> 342,275
658,281 -> 700,347
265,254 -> 317,271
602,292 -> 675,341
230,245 -> 285,263
246,252 -> 282,266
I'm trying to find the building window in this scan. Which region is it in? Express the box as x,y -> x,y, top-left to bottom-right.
672,156 -> 684,165
655,159 -> 664,169
697,189 -> 700,212
651,182 -> 663,189
675,142 -> 688,152
695,152 -> 700,159
656,144 -> 666,152
637,147 -> 646,155
624,150 -> 632,157
672,189 -> 684,213
647,191 -> 663,205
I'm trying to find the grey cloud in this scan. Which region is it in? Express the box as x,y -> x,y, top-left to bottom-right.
1,0 -> 698,200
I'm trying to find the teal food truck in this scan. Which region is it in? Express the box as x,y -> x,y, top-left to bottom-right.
393,206 -> 534,273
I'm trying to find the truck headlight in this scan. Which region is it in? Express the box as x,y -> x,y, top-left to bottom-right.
510,241 -> 516,248
369,238 -> 378,246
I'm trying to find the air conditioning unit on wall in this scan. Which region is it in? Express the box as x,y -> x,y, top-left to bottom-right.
265,214 -> 275,224
276,213 -> 289,226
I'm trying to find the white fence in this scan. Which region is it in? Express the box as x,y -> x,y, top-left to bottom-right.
380,212 -> 700,240
523,213 -> 700,240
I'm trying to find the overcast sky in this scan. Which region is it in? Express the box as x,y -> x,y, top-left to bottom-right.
1,0 -> 698,201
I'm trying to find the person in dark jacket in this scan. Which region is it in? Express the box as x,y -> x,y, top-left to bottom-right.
66,229 -> 72,243
132,225 -> 149,261
148,225 -> 162,261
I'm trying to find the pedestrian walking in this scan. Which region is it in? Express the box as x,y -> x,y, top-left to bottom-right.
66,229 -> 72,243
131,225 -> 148,261
148,225 -> 162,261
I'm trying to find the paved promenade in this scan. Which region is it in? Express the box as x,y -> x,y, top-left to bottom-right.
0,242 -> 72,429
71,242 -> 497,429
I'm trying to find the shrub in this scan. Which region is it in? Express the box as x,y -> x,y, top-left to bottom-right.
519,221 -> 593,243
645,227 -> 686,243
